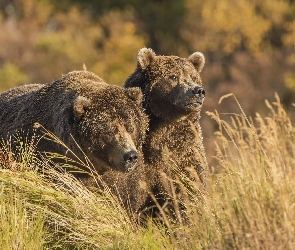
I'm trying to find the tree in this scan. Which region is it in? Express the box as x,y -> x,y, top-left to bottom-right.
0,0 -> 146,86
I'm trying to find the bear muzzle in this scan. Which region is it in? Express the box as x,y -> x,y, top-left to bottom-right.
109,148 -> 139,172
184,86 -> 205,109
192,86 -> 205,98
123,150 -> 138,172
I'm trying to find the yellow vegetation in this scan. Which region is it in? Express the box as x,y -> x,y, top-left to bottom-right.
0,94 -> 294,249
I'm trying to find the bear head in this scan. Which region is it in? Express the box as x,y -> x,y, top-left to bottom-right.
124,48 -> 206,120
70,83 -> 148,173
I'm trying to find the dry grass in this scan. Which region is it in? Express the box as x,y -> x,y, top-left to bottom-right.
0,93 -> 294,249
165,93 -> 295,249
0,127 -> 170,249
0,160 -> 134,249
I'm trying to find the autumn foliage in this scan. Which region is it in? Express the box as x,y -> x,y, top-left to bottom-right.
0,0 -> 294,165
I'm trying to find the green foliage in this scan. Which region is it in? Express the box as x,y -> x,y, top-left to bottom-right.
0,63 -> 28,92
0,0 -> 147,86
285,72 -> 295,91
183,0 -> 271,54
0,190 -> 45,250
90,9 -> 146,85
0,0 -> 294,123
33,6 -> 103,82
0,0 -> 294,110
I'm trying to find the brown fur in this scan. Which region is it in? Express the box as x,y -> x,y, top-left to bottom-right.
0,83 -> 45,102
124,48 -> 208,212
91,162 -> 149,214
0,70 -> 149,175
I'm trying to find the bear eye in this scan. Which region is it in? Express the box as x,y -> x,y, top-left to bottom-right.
127,126 -> 135,134
191,76 -> 197,82
169,75 -> 178,81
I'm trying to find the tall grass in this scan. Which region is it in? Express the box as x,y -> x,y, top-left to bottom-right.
143,93 -> 295,249
167,93 -> 295,249
0,128 -> 170,249
0,93 -> 294,249
206,93 -> 295,249
0,188 -> 45,249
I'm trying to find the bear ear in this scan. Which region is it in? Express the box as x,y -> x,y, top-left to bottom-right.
138,47 -> 156,70
188,52 -> 205,72
74,96 -> 92,117
124,87 -> 143,106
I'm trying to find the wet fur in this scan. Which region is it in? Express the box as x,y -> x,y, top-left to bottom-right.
0,71 -> 149,175
124,48 -> 208,215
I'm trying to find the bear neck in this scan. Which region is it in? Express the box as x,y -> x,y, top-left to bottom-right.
148,110 -> 200,132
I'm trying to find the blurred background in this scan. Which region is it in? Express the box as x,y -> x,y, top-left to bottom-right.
0,0 -> 294,167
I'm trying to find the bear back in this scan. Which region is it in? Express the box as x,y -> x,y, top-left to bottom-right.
0,71 -> 149,175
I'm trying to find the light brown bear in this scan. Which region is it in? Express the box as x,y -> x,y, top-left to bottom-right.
124,48 -> 208,214
0,71 -> 149,174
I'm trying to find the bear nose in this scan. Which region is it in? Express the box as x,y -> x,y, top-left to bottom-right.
192,86 -> 205,98
123,150 -> 138,164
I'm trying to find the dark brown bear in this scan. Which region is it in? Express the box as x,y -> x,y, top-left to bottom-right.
84,162 -> 150,214
0,83 -> 45,102
0,71 -> 149,174
124,48 -> 208,214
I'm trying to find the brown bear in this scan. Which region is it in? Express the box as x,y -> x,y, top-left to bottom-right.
124,48 -> 208,215
0,70 -> 149,175
84,161 -> 150,214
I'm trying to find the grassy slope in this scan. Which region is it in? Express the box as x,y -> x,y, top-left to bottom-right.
0,93 -> 294,249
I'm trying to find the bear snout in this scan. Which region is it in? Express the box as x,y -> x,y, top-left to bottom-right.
192,86 -> 205,98
123,150 -> 138,172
